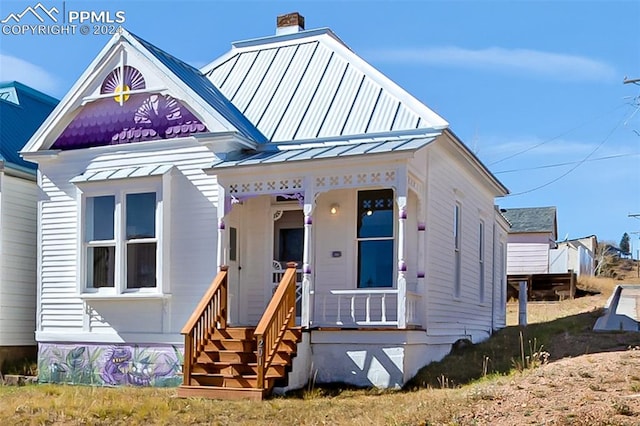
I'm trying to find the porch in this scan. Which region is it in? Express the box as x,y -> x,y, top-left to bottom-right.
179,263 -> 424,400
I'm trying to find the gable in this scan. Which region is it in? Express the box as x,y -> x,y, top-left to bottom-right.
23,29 -> 265,154
204,29 -> 448,142
51,67 -> 207,150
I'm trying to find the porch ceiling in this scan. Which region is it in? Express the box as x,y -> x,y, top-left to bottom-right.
209,134 -> 438,169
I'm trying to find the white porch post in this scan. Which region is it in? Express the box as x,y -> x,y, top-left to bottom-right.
396,181 -> 408,329
301,189 -> 314,328
217,186 -> 228,270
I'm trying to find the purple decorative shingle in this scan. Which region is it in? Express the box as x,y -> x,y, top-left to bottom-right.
52,93 -> 208,150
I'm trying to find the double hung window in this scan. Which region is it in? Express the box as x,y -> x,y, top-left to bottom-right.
83,189 -> 159,294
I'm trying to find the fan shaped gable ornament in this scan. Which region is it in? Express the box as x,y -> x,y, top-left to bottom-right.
100,65 -> 146,103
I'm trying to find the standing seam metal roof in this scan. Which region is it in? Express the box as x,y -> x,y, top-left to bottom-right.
205,30 -> 447,143
211,135 -> 437,168
129,32 -> 268,144
0,81 -> 57,171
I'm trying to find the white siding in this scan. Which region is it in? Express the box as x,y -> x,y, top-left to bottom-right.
0,173 -> 38,346
419,137 -> 501,343
36,142 -> 220,343
506,242 -> 549,274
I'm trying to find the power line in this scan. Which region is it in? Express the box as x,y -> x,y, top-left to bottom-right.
505,112 -> 627,197
489,103 -> 628,166
494,152 -> 639,174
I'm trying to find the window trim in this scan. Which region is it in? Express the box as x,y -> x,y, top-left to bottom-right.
76,176 -> 169,298
453,202 -> 462,298
356,188 -> 396,289
479,220 -> 485,303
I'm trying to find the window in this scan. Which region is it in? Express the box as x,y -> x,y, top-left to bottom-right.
454,203 -> 461,297
357,189 -> 394,288
479,221 -> 485,302
83,189 -> 160,294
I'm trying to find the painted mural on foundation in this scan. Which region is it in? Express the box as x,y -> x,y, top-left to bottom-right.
38,343 -> 183,387
51,65 -> 208,150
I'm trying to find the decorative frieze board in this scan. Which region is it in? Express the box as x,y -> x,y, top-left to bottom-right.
219,167 -> 406,201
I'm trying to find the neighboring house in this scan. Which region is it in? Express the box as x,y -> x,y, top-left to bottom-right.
0,81 -> 57,366
502,207 -> 558,275
22,13 -> 509,397
550,235 -> 597,277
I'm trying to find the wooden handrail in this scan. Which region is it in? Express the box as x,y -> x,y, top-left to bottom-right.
180,266 -> 228,386
254,262 -> 297,390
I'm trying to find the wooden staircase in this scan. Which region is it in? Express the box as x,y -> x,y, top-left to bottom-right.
178,263 -> 301,400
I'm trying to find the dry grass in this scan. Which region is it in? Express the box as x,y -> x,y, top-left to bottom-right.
0,384 -> 468,425
2,274 -> 640,425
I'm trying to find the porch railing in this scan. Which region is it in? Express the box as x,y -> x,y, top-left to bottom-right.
316,288 -> 421,327
180,266 -> 228,386
254,262 -> 297,390
272,264 -> 302,315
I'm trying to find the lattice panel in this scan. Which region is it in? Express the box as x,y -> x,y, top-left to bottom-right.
226,169 -> 399,197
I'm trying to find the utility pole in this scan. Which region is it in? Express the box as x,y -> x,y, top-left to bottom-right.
624,77 -> 640,85
632,232 -> 640,278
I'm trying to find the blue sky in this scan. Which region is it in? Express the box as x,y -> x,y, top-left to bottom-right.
1,0 -> 639,248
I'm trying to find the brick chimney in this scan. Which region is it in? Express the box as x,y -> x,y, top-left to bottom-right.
276,12 -> 305,35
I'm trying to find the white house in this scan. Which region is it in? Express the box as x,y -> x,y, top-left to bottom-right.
550,235 -> 597,277
0,82 -> 57,366
22,14 -> 509,398
502,206 -> 557,275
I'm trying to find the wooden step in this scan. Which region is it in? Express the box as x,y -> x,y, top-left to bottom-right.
204,339 -> 256,352
192,362 -> 287,376
198,350 -> 257,364
177,385 -> 266,401
189,372 -> 281,388
209,327 -> 255,340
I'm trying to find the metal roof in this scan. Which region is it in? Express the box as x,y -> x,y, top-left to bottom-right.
501,207 -> 557,235
70,164 -> 173,183
129,32 -> 268,144
0,81 -> 57,172
211,135 -> 437,169
204,29 -> 448,143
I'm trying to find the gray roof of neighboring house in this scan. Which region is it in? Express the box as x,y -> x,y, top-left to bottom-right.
501,207 -> 557,237
0,81 -> 57,172
203,28 -> 448,143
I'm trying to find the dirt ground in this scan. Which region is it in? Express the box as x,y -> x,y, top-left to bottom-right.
457,349 -> 640,425
463,270 -> 640,426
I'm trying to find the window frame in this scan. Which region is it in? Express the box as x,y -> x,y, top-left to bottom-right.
478,220 -> 485,303
77,177 -> 167,298
356,188 -> 396,289
453,202 -> 462,298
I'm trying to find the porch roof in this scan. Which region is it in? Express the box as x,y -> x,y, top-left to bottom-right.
210,134 -> 438,169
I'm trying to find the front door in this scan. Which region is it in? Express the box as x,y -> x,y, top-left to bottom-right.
272,209 -> 304,322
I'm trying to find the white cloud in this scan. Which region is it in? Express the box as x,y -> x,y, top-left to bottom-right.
366,46 -> 616,82
0,53 -> 59,94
